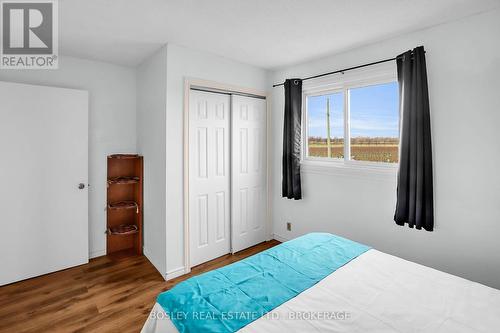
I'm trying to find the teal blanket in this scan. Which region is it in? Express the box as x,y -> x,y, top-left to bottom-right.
157,233 -> 370,333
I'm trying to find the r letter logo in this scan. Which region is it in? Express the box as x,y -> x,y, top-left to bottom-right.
1,0 -> 58,69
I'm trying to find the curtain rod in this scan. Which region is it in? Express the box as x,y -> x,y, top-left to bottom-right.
272,50 -> 423,88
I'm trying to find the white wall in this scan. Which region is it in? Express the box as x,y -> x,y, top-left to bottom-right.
136,46 -> 168,277
135,43 -> 268,279
164,44 -> 268,277
0,56 -> 137,259
269,9 -> 500,289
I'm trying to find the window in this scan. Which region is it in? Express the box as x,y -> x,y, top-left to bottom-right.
349,83 -> 399,163
304,73 -> 399,168
307,92 -> 344,159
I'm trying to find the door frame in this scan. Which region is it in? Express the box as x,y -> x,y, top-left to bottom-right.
183,78 -> 269,275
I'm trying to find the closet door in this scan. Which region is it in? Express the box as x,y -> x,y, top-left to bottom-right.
189,90 -> 231,267
231,95 -> 267,253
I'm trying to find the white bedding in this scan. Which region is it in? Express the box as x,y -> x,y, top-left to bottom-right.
142,249 -> 500,333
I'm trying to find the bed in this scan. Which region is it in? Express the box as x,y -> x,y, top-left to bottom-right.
142,233 -> 500,333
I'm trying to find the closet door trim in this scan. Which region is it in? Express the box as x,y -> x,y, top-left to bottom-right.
182,78 -> 268,278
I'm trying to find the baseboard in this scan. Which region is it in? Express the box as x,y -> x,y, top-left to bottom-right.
272,233 -> 291,243
151,237 -> 288,282
166,266 -> 188,280
89,249 -> 106,259
143,247 -> 169,281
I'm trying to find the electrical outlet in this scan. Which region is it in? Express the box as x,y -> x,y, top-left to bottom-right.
286,222 -> 292,231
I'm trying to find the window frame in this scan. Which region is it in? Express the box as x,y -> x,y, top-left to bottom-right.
301,63 -> 399,173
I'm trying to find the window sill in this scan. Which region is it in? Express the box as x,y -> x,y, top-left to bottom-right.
300,159 -> 398,181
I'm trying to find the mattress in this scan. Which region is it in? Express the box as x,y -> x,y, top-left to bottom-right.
142,249 -> 500,333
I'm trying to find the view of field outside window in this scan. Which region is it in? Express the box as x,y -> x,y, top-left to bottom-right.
307,92 -> 344,159
307,81 -> 399,163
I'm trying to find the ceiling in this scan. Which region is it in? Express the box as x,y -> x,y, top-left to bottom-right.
59,0 -> 500,69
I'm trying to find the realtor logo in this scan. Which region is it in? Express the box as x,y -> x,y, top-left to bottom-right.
1,0 -> 58,69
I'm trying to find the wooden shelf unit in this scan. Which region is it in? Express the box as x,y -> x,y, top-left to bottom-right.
106,154 -> 143,255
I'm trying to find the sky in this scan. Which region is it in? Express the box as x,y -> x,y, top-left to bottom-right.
307,81 -> 399,138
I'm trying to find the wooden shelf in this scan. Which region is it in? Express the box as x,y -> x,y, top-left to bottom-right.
107,154 -> 143,255
107,224 -> 139,236
108,154 -> 139,160
108,201 -> 139,213
107,176 -> 139,186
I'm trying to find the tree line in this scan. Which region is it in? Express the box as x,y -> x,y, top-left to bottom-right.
309,136 -> 399,145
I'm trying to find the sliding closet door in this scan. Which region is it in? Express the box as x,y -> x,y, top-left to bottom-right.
189,90 -> 231,267
231,95 -> 267,253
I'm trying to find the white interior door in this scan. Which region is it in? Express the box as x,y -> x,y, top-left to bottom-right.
189,90 -> 231,267
0,81 -> 89,286
231,95 -> 267,253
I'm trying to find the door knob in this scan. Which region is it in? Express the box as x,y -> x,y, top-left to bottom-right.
78,183 -> 85,190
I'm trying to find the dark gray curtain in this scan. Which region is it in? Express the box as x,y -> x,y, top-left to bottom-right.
394,46 -> 434,231
282,79 -> 302,200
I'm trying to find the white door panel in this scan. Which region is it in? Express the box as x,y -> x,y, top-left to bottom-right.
189,90 -> 231,267
231,95 -> 267,253
0,81 -> 88,286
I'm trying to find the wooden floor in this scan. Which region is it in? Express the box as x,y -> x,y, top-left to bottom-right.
0,240 -> 280,333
